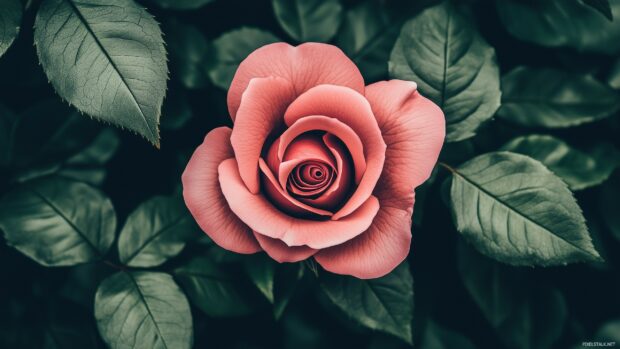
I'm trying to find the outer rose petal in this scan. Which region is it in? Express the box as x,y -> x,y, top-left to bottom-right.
253,232 -> 317,263
315,80 -> 445,279
284,85 -> 386,220
228,43 -> 365,120
230,76 -> 296,194
182,127 -> 261,254
219,158 -> 381,249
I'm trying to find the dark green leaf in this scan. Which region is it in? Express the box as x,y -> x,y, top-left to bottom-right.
161,88 -> 193,131
609,59 -> 620,89
448,151 -> 601,266
272,0 -> 342,42
582,0 -> 613,20
118,195 -> 198,267
498,67 -> 620,128
0,102 -> 17,167
496,0 -> 620,54
501,135 -> 619,190
95,271 -> 193,349
320,261 -> 413,344
273,262 -> 304,319
0,177 -> 116,266
148,0 -> 214,10
599,173 -> 620,242
335,0 -> 401,81
34,0 -> 168,146
174,256 -> 257,317
0,0 -> 21,57
389,1 -> 500,142
593,319 -> 620,343
457,243 -> 567,349
420,320 -> 477,349
244,253 -> 276,303
208,27 -> 279,90
164,18 -> 211,89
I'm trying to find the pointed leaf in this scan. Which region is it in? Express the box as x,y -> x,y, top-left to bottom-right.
272,0 -> 342,42
34,0 -> 168,146
0,177 -> 116,266
118,195 -> 199,267
0,0 -> 21,57
320,261 -> 413,344
95,271 -> 193,349
244,253 -> 276,303
448,151 -> 601,266
389,1 -> 500,142
582,0 -> 613,20
498,67 -> 620,128
501,135 -> 619,190
148,0 -> 214,10
273,263 -> 304,319
208,27 -> 279,90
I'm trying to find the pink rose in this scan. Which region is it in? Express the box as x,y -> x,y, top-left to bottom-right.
182,43 -> 445,279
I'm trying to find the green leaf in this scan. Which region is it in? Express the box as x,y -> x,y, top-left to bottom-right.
148,0 -> 214,10
0,0 -> 21,57
592,319 -> 620,343
501,135 -> 619,190
244,253 -> 276,303
448,151 -> 601,266
0,102 -> 17,167
389,1 -> 500,142
95,271 -> 193,349
498,66 -> 620,128
34,0 -> 168,146
420,320 -> 477,349
272,0 -> 342,42
496,0 -> 620,54
582,0 -> 613,20
608,59 -> 620,89
0,177 -> 116,266
335,0 -> 401,82
174,256 -> 258,317
273,262 -> 304,319
320,261 -> 413,344
457,243 -> 567,349
599,173 -> 620,242
208,27 -> 279,90
164,18 -> 211,90
118,195 -> 198,268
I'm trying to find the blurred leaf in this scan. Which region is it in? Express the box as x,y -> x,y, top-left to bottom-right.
496,0 -> 620,54
582,0 -> 613,20
244,253 -> 275,303
164,18 -> 211,89
420,320 -> 477,349
118,195 -> 198,267
336,0 -> 401,81
599,172 -> 620,241
0,102 -> 17,167
389,1 -> 500,142
320,261 -> 413,344
609,59 -> 620,89
273,262 -> 304,319
10,99 -> 100,169
148,0 -> 214,10
272,0 -> 342,42
501,135 -> 619,190
448,151 -> 601,266
498,67 -> 620,128
0,0 -> 21,57
174,256 -> 258,317
95,271 -> 193,349
457,243 -> 567,349
34,0 -> 168,146
208,27 -> 279,90
592,319 -> 620,343
0,177 -> 116,266
161,87 -> 193,131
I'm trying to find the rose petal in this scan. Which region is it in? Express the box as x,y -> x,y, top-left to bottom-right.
230,76 -> 296,194
219,158 -> 381,249
228,43 -> 365,120
253,232 -> 317,263
276,133 -> 336,190
284,85 -> 386,220
314,80 -> 445,279
182,127 -> 261,254
258,158 -> 333,217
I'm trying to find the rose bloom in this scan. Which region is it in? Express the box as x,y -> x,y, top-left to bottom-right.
182,43 -> 445,279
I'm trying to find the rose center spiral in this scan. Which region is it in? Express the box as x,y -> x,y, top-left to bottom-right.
288,160 -> 335,197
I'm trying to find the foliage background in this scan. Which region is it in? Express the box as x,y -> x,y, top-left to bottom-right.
1,0 -> 620,348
